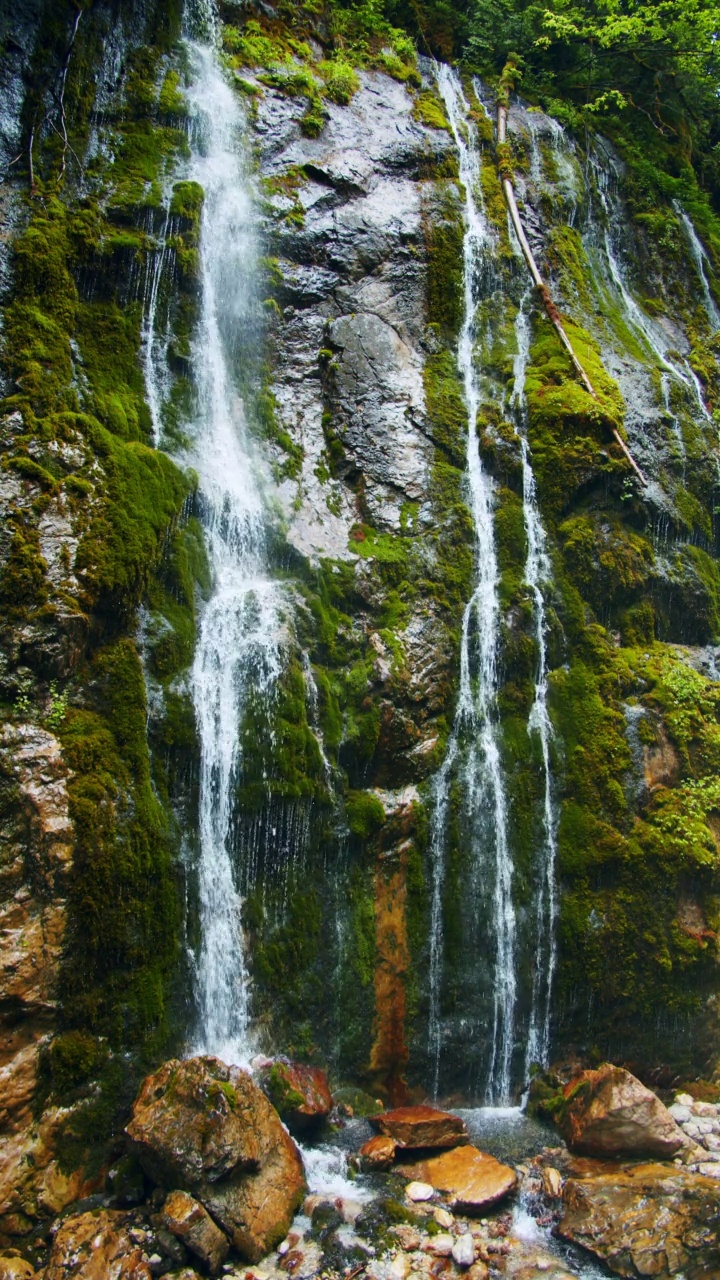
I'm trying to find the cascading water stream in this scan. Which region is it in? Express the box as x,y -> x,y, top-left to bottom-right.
587,153 -> 711,421
674,200 -> 720,332
433,65 -> 517,1105
141,208 -> 173,447
181,35 -> 282,1065
509,292 -> 558,1075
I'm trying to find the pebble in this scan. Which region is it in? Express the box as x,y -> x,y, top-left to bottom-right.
692,1101 -> 718,1117
389,1254 -> 411,1280
451,1234 -> 476,1268
697,1163 -> 720,1179
277,1241 -> 290,1256
433,1207 -> 454,1229
675,1093 -> 694,1107
425,1233 -> 454,1257
669,1103 -> 691,1123
406,1181 -> 435,1202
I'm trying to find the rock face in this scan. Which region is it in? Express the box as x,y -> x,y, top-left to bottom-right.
556,1065 -> 688,1158
399,1145 -> 518,1212
162,1190 -> 229,1275
126,1057 -> 306,1262
258,1060 -> 332,1133
45,1210 -> 152,1280
559,1163 -> 720,1278
369,1105 -> 468,1149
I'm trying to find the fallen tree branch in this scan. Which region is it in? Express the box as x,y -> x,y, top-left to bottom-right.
496,94 -> 647,487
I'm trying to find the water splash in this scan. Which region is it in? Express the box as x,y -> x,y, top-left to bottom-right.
434,65 -> 517,1105
509,292 -> 558,1076
185,38 -> 282,1065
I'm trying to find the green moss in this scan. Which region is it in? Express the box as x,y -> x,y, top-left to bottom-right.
346,790 -> 385,839
425,185 -> 465,337
413,90 -> 450,132
58,639 -> 178,1045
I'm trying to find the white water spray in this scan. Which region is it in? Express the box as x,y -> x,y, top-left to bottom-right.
184,39 -> 282,1064
434,65 -> 517,1104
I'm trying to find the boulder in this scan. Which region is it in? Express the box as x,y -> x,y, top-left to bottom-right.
369,1105 -> 468,1149
162,1190 -> 229,1275
555,1065 -> 688,1159
399,1146 -> 517,1213
126,1057 -> 306,1262
258,1060 -> 332,1133
358,1135 -> 397,1170
0,1260 -> 35,1280
559,1163 -> 720,1278
45,1211 -> 152,1280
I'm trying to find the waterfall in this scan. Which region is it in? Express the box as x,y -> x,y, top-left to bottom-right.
509,292 -> 559,1074
434,65 -> 517,1105
182,37 -> 282,1064
587,153 -> 710,420
674,201 -> 720,331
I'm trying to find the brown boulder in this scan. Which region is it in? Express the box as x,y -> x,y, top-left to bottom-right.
559,1162 -> 720,1278
556,1065 -> 688,1159
45,1211 -> 151,1280
0,1260 -> 36,1280
398,1145 -> 517,1213
259,1061 -> 333,1133
369,1105 -> 468,1150
358,1134 -> 397,1170
162,1190 -> 229,1275
126,1057 -> 261,1187
127,1057 -> 306,1263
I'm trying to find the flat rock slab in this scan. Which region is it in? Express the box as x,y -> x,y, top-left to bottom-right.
398,1145 -> 517,1213
559,1162 -> 720,1278
369,1105 -> 468,1149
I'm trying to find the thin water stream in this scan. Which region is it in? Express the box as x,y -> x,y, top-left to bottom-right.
433,65 -> 517,1105
509,291 -> 558,1076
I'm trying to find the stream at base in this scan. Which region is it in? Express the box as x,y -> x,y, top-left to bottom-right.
289,1109 -> 613,1280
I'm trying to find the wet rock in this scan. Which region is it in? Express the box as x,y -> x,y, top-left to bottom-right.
106,1157 -> 146,1208
433,1206 -> 454,1228
452,1233 -> 476,1268
405,1181 -> 434,1202
556,1064 -> 688,1158
359,1134 -> 397,1170
559,1162 -> 720,1277
45,1210 -> 152,1279
258,1060 -> 332,1134
400,1146 -> 517,1213
425,1233 -> 454,1256
0,1259 -> 35,1280
369,1105 -> 468,1149
541,1167 -> 563,1199
162,1190 -> 229,1275
126,1057 -> 262,1186
127,1057 -> 306,1262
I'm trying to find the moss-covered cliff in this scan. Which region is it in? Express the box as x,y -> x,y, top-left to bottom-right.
2,0 -> 720,1239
